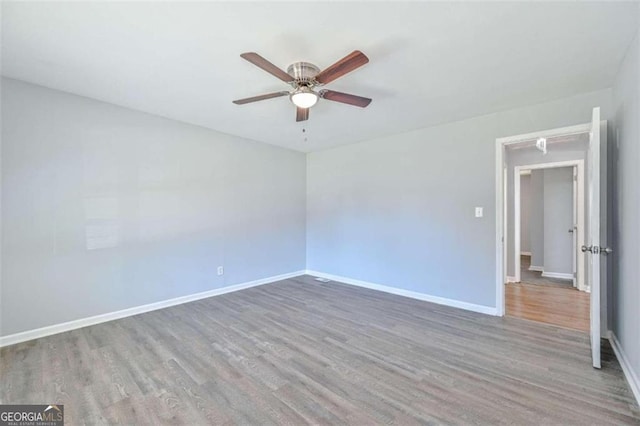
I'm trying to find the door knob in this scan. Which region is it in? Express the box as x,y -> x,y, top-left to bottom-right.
568,228 -> 574,234
582,245 -> 613,255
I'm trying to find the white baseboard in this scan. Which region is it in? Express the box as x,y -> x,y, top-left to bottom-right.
541,271 -> 573,280
506,276 -> 518,283
0,270 -> 306,348
520,252 -> 532,256
609,332 -> 640,406
305,270 -> 497,316
528,265 -> 544,272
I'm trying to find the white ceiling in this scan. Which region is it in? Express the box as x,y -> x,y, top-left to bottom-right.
2,2 -> 637,152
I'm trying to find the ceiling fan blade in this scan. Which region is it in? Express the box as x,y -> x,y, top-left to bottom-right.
320,90 -> 372,108
233,91 -> 289,105
315,50 -> 369,85
240,52 -> 294,83
296,107 -> 309,122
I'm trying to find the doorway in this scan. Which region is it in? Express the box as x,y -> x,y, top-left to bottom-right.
507,162 -> 589,332
513,161 -> 585,290
495,107 -> 607,368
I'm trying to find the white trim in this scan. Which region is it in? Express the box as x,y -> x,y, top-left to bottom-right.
513,159 -> 584,288
306,270 -> 498,316
521,251 -> 532,256
528,265 -> 544,272
0,270 -> 306,348
541,271 -> 574,280
506,276 -> 518,283
514,167 -> 521,282
496,122 -> 591,317
610,332 -> 640,406
496,123 -> 591,146
495,144 -> 506,316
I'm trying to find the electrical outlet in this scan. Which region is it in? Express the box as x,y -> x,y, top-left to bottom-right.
217,266 -> 224,276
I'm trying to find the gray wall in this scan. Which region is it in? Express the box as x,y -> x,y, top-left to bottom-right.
1,78 -> 307,336
612,25 -> 640,388
530,170 -> 544,268
520,174 -> 531,253
542,167 -> 574,275
307,88 -> 612,309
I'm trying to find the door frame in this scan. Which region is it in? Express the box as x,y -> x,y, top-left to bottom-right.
513,160 -> 585,291
494,123 -> 591,316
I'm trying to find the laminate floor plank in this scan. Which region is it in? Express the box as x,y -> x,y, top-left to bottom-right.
506,282 -> 590,331
1,275 -> 638,425
507,255 -> 590,331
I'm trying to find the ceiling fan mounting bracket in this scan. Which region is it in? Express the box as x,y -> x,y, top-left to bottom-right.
287,62 -> 321,88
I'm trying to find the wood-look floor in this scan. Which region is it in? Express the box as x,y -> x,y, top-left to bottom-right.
505,283 -> 591,332
519,255 -> 574,287
1,275 -> 638,425
507,255 -> 590,331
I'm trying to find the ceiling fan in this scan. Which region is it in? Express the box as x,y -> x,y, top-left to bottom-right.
233,50 -> 372,122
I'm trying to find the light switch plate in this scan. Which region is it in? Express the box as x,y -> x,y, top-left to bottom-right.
475,207 -> 483,218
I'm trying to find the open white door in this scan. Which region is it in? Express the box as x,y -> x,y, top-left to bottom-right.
572,166 -> 578,288
586,107 -> 601,369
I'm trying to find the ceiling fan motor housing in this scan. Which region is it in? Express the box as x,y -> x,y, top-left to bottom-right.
287,62 -> 321,86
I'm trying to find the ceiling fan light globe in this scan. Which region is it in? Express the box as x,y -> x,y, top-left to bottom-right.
290,89 -> 318,109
